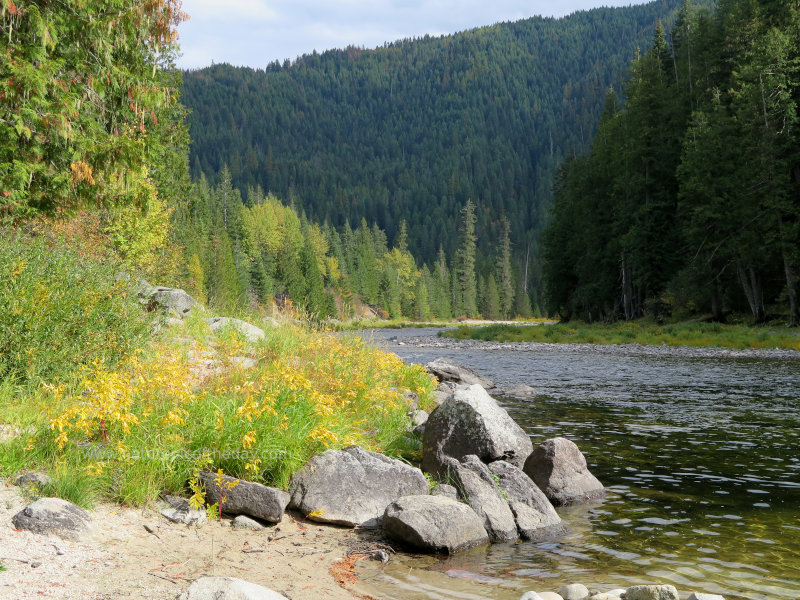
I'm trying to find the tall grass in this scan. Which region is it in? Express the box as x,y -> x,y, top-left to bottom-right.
0,229 -> 150,384
444,320 -> 800,350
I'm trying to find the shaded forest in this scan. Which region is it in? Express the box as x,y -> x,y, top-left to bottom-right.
543,0 -> 800,326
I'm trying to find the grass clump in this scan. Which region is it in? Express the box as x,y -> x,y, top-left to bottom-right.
443,320 -> 800,350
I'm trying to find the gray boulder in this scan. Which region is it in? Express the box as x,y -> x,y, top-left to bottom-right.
160,495 -> 207,526
231,515 -> 264,531
289,446 -> 429,527
538,594 -> 565,600
145,286 -> 203,319
422,384 -> 533,476
430,483 -> 459,501
207,317 -> 265,344
382,495 -> 489,554
622,586 -> 680,600
426,357 -> 494,389
687,595 -> 726,600
12,498 -> 91,540
559,584 -> 590,600
520,593 -> 545,600
408,409 -> 429,437
200,472 -> 289,523
14,472 -> 52,489
178,577 -> 285,600
488,460 -> 562,539
444,455 -> 518,542
523,437 -> 604,506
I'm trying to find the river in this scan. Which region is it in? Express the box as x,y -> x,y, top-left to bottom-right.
355,328 -> 800,600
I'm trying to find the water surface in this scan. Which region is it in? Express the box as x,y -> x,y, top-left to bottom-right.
357,328 -> 800,600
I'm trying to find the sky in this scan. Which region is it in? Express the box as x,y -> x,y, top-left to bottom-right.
176,0 -> 652,70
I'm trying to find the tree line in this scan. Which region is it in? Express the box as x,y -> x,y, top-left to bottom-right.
543,0 -> 800,326
172,170 -> 533,320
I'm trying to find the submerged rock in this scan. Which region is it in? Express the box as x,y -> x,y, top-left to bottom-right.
382,495 -> 489,554
559,583 -> 590,600
622,585 -> 680,600
289,446 -> 428,527
523,437 -> 604,506
422,384 -> 533,476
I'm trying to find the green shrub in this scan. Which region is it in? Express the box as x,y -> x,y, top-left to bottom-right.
0,229 -> 150,384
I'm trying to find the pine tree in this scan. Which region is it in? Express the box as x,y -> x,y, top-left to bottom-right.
497,217 -> 514,318
455,199 -> 478,317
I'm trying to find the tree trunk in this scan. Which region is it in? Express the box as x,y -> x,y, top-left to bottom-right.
621,254 -> 634,321
710,278 -> 725,323
737,263 -> 766,323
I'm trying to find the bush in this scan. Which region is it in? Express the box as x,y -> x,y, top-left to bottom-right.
0,229 -> 150,384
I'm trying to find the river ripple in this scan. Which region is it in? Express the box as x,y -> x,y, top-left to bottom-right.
356,328 -> 800,600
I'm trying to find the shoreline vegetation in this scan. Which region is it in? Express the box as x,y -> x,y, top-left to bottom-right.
0,230 -> 433,510
441,320 -> 800,351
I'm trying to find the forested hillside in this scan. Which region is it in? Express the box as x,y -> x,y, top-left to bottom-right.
543,0 -> 800,325
181,0 -> 686,307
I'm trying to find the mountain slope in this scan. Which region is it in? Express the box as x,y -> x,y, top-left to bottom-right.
182,0 -> 685,300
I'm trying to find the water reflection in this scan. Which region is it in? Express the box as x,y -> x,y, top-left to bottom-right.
357,329 -> 800,600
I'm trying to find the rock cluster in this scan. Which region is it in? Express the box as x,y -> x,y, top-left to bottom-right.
518,584 -> 726,600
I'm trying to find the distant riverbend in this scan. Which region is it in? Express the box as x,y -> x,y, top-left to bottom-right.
357,328 -> 800,600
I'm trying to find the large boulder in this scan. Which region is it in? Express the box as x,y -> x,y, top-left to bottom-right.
140,284 -> 203,319
382,495 -> 489,554
422,384 -> 533,476
488,460 -> 562,539
178,577 -> 285,600
622,586 -> 680,600
523,437 -> 604,506
444,456 -> 518,542
207,317 -> 265,344
289,446 -> 429,527
200,472 -> 289,523
12,498 -> 92,540
426,358 -> 494,389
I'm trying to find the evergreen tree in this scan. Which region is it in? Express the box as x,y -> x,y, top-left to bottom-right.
455,199 -> 478,317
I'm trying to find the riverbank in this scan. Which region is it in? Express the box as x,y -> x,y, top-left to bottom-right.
442,321 -> 800,351
0,484 -> 376,600
432,326 -> 800,359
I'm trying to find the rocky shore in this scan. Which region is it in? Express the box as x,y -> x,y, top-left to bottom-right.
396,331 -> 800,360
3,355 -> 731,600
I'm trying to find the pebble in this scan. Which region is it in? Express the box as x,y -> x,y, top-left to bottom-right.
687,595 -> 726,600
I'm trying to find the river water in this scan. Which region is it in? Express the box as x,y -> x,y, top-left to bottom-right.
356,328 -> 800,600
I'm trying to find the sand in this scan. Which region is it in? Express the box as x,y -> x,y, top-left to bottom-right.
0,484 -> 383,600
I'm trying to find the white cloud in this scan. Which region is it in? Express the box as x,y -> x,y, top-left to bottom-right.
177,0 -> 651,69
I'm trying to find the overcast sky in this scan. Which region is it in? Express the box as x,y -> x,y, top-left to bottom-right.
177,1 -> 652,70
